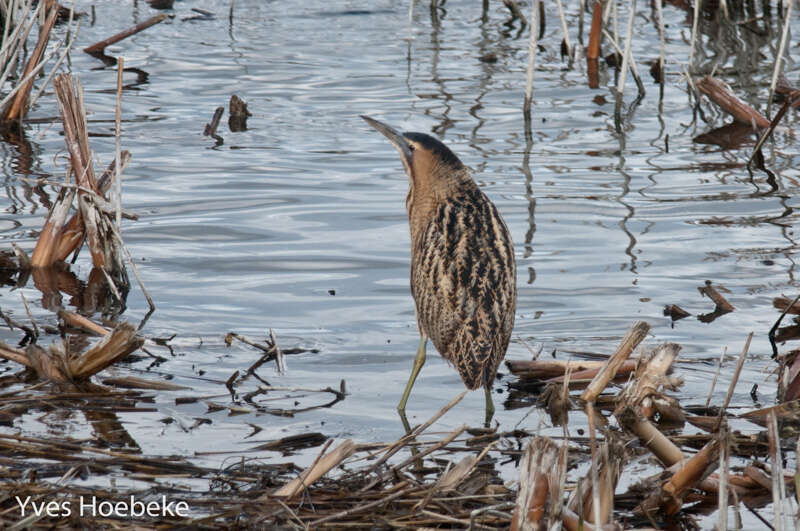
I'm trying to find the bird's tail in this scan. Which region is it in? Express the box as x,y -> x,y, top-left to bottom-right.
452,337 -> 501,391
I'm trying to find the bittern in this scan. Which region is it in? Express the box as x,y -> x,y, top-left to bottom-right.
362,116 -> 517,424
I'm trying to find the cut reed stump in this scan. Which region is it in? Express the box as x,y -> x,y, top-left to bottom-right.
511,437 -> 562,530
581,321 -> 650,402
31,74 -> 130,299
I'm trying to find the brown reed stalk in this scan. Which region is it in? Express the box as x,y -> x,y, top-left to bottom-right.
0,6 -> 57,125
83,13 -> 169,55
586,0 -> 602,88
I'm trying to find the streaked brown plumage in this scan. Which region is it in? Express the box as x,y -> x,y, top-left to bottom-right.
362,116 -> 516,423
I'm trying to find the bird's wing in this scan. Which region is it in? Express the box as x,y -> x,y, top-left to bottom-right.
412,189 -> 516,388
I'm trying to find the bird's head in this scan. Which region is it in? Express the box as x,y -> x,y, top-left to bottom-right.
361,116 -> 467,195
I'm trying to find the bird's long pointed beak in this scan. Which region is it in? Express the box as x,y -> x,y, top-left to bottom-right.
361,115 -> 413,167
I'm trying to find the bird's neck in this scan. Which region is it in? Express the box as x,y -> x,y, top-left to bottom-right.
406,167 -> 473,241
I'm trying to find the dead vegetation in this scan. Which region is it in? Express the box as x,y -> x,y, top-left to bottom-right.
0,312 -> 796,528
0,0 -> 798,528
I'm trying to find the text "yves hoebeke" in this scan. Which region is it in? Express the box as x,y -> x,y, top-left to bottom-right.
16,495 -> 189,518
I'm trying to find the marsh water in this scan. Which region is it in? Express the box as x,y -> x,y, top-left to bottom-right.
0,0 -> 797,521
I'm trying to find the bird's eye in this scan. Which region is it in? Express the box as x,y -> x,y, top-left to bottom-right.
408,144 -> 415,151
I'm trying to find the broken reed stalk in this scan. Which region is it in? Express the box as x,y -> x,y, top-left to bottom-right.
523,0 -> 540,122
30,186 -> 75,267
602,28 -> 644,98
83,13 -> 168,55
28,5 -> 79,111
364,390 -> 466,475
407,0 -> 413,41
773,296 -> 800,315
273,439 -> 356,498
568,435 -> 620,526
502,0 -> 528,26
548,360 -> 636,384
584,403 -> 603,526
53,152 -> 131,262
555,0 -> 571,59
0,341 -> 30,367
586,0 -> 602,89
698,281 -> 735,312
0,6 -> 57,125
52,75 -> 103,268
718,421 -> 729,531
616,0 -> 635,96
714,332 -> 753,431
115,57 -> 123,230
0,2 -> 39,90
19,321 -> 142,384
620,342 -> 680,412
688,0 -> 701,72
58,309 -> 109,336
695,76 -> 770,129
767,411 -> 786,528
508,358 -> 617,379
581,320 -> 649,402
655,0 -> 665,98
69,322 -> 143,379
203,107 -> 224,137
748,92 -> 797,169
767,0 -> 792,118
511,437 -> 560,531
705,346 -> 727,408
639,438 -> 721,516
617,407 -> 684,466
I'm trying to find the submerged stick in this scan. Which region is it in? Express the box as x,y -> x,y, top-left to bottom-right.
83,13 -> 169,55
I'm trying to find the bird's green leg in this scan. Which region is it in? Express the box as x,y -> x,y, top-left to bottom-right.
398,334 -> 427,413
484,385 -> 495,427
